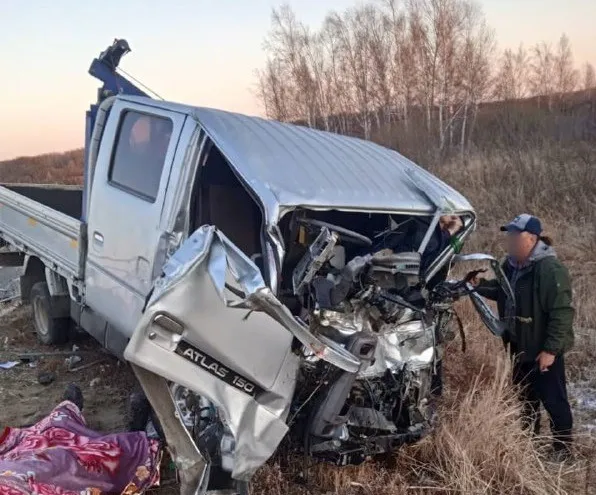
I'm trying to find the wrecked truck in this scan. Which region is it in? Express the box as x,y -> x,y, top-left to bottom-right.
0,40 -> 513,494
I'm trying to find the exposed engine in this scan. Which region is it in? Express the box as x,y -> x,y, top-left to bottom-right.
153,216 -> 477,490
282,218 -> 440,465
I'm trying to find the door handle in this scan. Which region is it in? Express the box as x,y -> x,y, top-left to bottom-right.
152,313 -> 184,335
93,231 -> 104,246
146,313 -> 185,351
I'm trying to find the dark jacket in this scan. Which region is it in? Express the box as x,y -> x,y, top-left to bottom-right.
477,241 -> 574,362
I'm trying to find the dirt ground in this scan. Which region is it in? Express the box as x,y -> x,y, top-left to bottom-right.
0,302 -> 179,494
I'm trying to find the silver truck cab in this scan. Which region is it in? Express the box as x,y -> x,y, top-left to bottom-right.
79,94 -> 477,357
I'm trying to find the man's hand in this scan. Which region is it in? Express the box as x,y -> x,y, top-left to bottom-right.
536,351 -> 556,372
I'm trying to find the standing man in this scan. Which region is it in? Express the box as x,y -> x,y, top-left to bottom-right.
475,214 -> 575,460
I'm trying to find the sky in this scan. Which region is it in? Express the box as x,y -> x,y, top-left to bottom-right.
0,0 -> 594,160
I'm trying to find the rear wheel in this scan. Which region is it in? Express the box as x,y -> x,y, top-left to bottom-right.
31,282 -> 70,345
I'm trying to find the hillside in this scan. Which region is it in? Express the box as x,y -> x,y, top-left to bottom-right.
0,149 -> 83,185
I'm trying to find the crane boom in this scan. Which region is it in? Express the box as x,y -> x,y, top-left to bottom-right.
82,39 -> 149,221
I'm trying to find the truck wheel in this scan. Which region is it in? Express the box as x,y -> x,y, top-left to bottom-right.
31,282 -> 70,345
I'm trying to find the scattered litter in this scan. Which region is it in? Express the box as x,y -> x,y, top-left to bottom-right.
65,355 -> 83,370
70,359 -> 106,373
90,377 -> 101,388
28,361 -> 38,368
0,361 -> 20,370
0,302 -> 19,318
72,344 -> 80,352
37,371 -> 56,385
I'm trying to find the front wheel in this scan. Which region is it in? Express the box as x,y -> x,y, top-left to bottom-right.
30,282 -> 70,345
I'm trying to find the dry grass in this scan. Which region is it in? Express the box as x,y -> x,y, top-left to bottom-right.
253,315 -> 595,494
416,363 -> 559,494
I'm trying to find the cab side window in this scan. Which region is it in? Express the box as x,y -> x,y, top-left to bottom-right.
109,111 -> 173,202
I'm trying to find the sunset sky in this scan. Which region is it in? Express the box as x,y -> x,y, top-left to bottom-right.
1,0 -> 594,160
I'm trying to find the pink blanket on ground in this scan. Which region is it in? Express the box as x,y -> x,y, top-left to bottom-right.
0,401 -> 161,494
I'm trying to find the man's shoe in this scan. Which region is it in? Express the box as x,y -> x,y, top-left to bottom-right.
62,383 -> 84,411
546,446 -> 574,463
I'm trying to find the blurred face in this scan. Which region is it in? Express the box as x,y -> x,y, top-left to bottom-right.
506,230 -> 537,262
439,215 -> 462,234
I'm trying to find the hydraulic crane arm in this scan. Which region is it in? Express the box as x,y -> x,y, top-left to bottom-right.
88,39 -> 148,103
82,39 -> 150,221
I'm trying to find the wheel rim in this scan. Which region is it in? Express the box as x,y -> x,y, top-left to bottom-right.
33,297 -> 50,337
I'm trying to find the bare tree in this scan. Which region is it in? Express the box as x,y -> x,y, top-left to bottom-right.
325,8 -> 376,139
255,0 -> 584,156
321,17 -> 352,133
407,0 -> 462,146
457,1 -> 494,153
264,6 -> 319,126
362,5 -> 394,129
494,45 -> 528,100
407,1 -> 437,134
582,62 -> 596,90
529,42 -> 556,109
385,0 -> 412,128
302,29 -> 332,130
256,58 -> 290,121
553,34 -> 578,95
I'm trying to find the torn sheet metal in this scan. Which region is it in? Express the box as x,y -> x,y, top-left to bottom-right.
131,365 -> 210,495
125,226 -> 362,481
126,226 -> 297,480
453,253 -> 497,263
468,287 -> 507,337
452,252 -> 515,337
358,320 -> 435,379
150,225 -> 361,373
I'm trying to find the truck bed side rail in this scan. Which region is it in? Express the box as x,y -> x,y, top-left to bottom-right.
0,185 -> 83,280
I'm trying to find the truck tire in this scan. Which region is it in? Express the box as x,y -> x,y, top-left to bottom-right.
30,282 -> 70,345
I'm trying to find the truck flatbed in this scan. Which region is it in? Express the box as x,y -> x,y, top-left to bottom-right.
0,184 -> 83,281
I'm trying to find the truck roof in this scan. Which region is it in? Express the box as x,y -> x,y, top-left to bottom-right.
120,95 -> 474,221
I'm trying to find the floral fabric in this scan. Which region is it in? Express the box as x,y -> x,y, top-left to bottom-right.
0,401 -> 161,494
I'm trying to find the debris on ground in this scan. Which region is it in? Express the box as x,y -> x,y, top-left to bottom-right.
0,360 -> 19,370
65,355 -> 82,370
37,370 -> 56,385
0,276 -> 20,303
69,359 -> 106,373
569,381 -> 596,435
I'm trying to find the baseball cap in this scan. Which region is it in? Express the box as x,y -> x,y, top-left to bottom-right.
500,213 -> 542,235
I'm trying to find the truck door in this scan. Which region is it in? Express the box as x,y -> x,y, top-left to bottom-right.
85,99 -> 187,348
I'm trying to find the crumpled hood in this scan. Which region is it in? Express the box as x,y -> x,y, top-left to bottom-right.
508,240 -> 556,268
